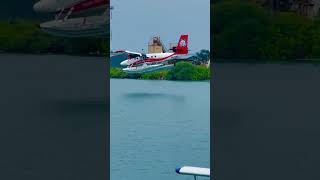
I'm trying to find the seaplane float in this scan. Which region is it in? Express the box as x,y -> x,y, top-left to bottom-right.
33,0 -> 109,37
114,35 -> 192,74
176,166 -> 210,180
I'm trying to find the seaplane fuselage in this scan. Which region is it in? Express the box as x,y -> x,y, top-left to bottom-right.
120,52 -> 178,66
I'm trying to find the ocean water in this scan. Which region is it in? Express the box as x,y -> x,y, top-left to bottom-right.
213,63 -> 320,180
0,54 -> 108,180
111,79 -> 210,180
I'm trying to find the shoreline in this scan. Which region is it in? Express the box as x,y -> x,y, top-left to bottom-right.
110,78 -> 210,82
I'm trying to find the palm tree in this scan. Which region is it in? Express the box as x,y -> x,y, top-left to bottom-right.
195,49 -> 210,63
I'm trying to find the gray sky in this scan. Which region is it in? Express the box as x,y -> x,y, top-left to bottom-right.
110,0 -> 210,53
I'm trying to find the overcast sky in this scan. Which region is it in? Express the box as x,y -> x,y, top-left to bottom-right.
110,0 -> 210,53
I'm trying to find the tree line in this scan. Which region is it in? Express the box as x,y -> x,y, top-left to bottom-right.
0,19 -> 108,55
110,62 -> 210,81
212,0 -> 320,61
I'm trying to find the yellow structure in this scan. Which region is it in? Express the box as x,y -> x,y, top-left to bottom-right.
148,36 -> 166,53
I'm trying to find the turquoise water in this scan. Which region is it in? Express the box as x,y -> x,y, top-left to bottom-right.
111,79 -> 210,180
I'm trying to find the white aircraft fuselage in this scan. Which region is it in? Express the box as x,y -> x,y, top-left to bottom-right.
120,52 -> 178,66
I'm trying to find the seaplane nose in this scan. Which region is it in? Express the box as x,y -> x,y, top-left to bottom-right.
120,61 -> 128,66
175,167 -> 182,174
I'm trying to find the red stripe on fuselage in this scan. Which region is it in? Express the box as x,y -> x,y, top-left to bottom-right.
132,60 -> 145,65
62,0 -> 109,13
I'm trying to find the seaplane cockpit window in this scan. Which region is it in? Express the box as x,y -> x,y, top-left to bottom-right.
129,54 -> 140,59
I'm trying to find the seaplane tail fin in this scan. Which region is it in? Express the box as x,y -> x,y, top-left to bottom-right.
175,35 -> 189,54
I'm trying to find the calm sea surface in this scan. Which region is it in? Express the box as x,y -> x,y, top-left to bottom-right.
213,63 -> 320,180
0,54 -> 108,180
111,79 -> 210,180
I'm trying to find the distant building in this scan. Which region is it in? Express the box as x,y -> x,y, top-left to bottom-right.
148,36 -> 166,53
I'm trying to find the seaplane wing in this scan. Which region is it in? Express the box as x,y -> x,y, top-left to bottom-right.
176,166 -> 210,179
113,50 -> 142,56
124,51 -> 142,56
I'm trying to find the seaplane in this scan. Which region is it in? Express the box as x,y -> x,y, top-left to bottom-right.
115,35 -> 191,74
33,0 -> 109,37
176,166 -> 210,180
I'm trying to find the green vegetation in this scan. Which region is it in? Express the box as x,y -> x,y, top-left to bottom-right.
167,62 -> 210,80
194,49 -> 210,64
0,19 -> 108,55
110,67 -> 126,78
141,71 -> 169,80
212,0 -> 320,61
110,62 -> 210,81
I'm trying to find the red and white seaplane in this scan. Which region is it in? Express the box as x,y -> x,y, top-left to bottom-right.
115,35 -> 191,74
33,0 -> 109,37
